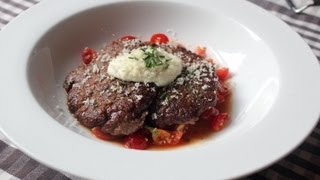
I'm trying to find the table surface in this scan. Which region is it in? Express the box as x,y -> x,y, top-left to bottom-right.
0,0 -> 319,179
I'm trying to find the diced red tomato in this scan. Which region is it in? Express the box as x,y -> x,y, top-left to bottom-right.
200,107 -> 219,121
154,130 -> 182,145
81,47 -> 96,64
91,127 -> 112,140
120,35 -> 136,41
124,132 -> 149,150
211,113 -> 229,132
195,46 -> 207,58
216,67 -> 229,81
146,125 -> 185,146
150,33 -> 169,44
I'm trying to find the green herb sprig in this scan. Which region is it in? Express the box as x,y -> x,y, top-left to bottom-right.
142,47 -> 171,68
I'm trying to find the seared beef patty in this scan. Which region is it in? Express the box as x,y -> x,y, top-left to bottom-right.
64,39 -> 157,136
147,46 -> 218,128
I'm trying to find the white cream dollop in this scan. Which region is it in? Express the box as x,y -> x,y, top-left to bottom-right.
107,47 -> 182,86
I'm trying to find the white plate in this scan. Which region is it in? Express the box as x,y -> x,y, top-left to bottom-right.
0,0 -> 320,179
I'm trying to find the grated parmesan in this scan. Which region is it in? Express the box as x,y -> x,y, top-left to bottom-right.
92,64 -> 99,73
135,95 -> 143,101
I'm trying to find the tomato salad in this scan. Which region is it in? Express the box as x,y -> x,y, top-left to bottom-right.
78,33 -> 231,150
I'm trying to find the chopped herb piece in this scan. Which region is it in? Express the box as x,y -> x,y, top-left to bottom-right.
159,93 -> 167,100
129,56 -> 139,60
163,63 -> 170,70
145,126 -> 158,137
141,47 -> 171,68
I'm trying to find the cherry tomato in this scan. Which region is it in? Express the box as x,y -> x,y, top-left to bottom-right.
91,127 -> 112,140
124,132 -> 149,150
82,47 -> 96,64
150,33 -> 169,44
195,46 -> 207,58
200,107 -> 219,121
216,67 -> 229,81
120,35 -> 136,41
211,113 -> 229,132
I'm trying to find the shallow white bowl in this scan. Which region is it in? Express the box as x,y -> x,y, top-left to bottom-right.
0,0 -> 320,179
